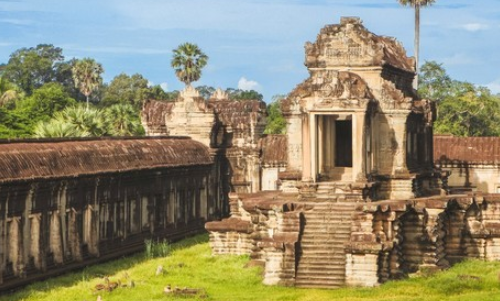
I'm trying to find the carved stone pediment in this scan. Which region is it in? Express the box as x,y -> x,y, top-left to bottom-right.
305,17 -> 414,72
380,81 -> 413,110
286,71 -> 373,111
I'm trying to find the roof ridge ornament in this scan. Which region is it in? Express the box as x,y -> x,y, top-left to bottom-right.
211,88 -> 228,100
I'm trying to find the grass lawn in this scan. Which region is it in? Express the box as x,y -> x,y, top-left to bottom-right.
2,234 -> 500,301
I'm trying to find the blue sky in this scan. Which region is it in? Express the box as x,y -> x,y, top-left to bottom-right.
1,0 -> 500,101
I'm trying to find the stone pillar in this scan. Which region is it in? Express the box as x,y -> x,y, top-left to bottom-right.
391,112 -> 409,175
346,212 -> 381,287
309,114 -> 317,181
29,213 -> 43,270
317,115 -> 324,174
421,207 -> 448,270
50,210 -> 63,265
8,216 -> 22,277
302,114 -> 312,181
285,109 -> 303,173
325,117 -> 334,173
352,112 -> 366,182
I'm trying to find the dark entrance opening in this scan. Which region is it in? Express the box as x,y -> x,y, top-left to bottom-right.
335,120 -> 352,167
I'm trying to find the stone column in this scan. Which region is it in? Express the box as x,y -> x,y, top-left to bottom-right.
421,208 -> 448,270
29,213 -> 43,270
352,112 -> 366,182
317,115 -> 324,175
285,110 -> 303,172
309,113 -> 317,181
302,114 -> 311,181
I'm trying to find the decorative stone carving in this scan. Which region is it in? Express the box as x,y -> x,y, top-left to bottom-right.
211,88 -> 228,100
179,85 -> 200,100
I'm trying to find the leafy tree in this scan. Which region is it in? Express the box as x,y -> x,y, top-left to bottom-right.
103,103 -> 144,136
418,61 -> 451,102
15,82 -> 76,124
196,85 -> 216,99
226,88 -> 263,101
55,58 -> 81,100
0,108 -> 33,138
264,95 -> 287,134
434,85 -> 500,136
72,58 -> 104,110
171,43 -> 208,86
419,62 -> 500,136
102,73 -> 150,109
0,77 -> 24,107
398,0 -> 436,87
3,44 -> 64,95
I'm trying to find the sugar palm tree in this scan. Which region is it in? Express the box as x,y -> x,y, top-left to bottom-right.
33,116 -> 86,138
72,58 -> 104,110
171,43 -> 208,87
104,103 -> 144,136
398,0 -> 436,89
61,105 -> 105,136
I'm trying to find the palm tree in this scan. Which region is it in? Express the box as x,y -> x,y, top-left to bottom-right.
171,43 -> 208,87
103,103 -> 144,136
61,105 -> 105,136
72,58 -> 104,110
398,0 -> 436,89
33,117 -> 85,138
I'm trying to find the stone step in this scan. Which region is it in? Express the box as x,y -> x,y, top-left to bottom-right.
300,236 -> 350,243
296,261 -> 346,269
302,222 -> 352,227
308,204 -> 358,210
294,277 -> 345,288
301,236 -> 350,241
296,268 -> 345,277
300,241 -> 346,253
301,229 -> 351,235
297,252 -> 345,260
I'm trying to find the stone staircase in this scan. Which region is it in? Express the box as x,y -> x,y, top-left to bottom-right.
316,182 -> 363,201
295,202 -> 357,288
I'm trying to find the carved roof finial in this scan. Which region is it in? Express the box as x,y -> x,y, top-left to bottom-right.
340,16 -> 362,25
211,88 -> 228,100
180,85 -> 200,101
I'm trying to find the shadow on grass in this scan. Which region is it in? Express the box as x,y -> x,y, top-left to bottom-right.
0,233 -> 209,301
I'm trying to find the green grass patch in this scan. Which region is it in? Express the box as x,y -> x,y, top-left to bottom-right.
2,234 -> 500,301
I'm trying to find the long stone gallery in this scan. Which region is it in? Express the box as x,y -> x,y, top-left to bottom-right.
1,17 -> 500,291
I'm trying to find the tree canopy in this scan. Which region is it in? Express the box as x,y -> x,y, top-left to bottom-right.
419,61 -> 500,137
3,44 -> 65,95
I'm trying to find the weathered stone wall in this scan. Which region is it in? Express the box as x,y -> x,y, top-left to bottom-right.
208,193 -> 500,288
0,137 -> 224,291
347,195 -> 500,286
141,88 -> 267,194
434,136 -> 500,193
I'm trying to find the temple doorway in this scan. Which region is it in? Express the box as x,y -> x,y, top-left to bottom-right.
316,115 -> 353,181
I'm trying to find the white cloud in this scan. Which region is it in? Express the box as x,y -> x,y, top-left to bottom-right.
238,77 -> 261,91
0,18 -> 33,25
160,83 -> 168,91
440,53 -> 476,66
61,44 -> 170,55
461,23 -> 489,32
486,79 -> 500,94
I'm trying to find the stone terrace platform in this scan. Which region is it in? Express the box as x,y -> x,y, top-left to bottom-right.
206,191 -> 500,288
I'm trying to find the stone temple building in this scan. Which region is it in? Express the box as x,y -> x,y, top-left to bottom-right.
200,17 -> 500,288
2,16 -> 500,292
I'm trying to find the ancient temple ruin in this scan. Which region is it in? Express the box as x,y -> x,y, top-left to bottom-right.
205,17 -> 500,288
0,137 -> 224,291
2,15 -> 500,292
142,86 -> 267,194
